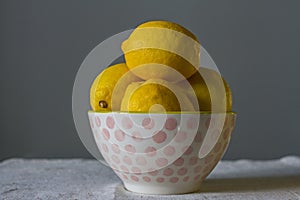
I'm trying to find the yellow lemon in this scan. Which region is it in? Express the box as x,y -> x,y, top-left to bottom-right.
121,21 -> 200,82
179,68 -> 232,112
90,63 -> 140,111
121,79 -> 195,112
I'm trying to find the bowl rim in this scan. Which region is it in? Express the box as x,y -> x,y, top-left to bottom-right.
88,110 -> 237,115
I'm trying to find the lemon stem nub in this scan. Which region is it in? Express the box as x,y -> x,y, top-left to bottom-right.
99,100 -> 108,108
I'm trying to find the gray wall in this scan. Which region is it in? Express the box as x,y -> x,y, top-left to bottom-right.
0,0 -> 299,161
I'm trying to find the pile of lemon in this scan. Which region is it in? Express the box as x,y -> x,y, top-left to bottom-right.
90,21 -> 232,113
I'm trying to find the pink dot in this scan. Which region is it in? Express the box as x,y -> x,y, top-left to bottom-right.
214,142 -> 222,153
125,145 -> 136,154
183,146 -> 193,155
111,144 -> 120,154
177,167 -> 187,176
132,131 -> 142,142
122,174 -> 128,180
106,116 -> 115,129
136,156 -> 147,166
163,146 -> 175,156
152,131 -> 167,144
163,168 -> 174,176
223,128 -> 230,140
143,176 -> 151,182
194,165 -> 202,173
114,130 -> 125,142
131,175 -> 139,182
164,118 -> 177,130
142,117 -> 155,129
148,170 -> 158,176
123,156 -> 132,165
95,116 -> 101,127
89,117 -> 94,128
156,158 -> 168,167
120,165 -> 129,173
131,167 -> 141,175
189,157 -> 198,165
183,176 -> 189,182
194,175 -> 201,181
205,155 -> 214,164
187,117 -> 198,129
156,177 -> 165,183
144,146 -> 157,157
174,131 -> 187,143
102,128 -> 110,140
170,177 -> 179,183
195,133 -> 203,143
111,155 -> 120,164
122,117 -> 133,129
101,143 -> 108,153
173,157 -> 184,166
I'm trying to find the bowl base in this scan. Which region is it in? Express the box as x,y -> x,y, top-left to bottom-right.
123,182 -> 202,195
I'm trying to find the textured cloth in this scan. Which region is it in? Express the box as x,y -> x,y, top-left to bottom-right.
0,156 -> 300,200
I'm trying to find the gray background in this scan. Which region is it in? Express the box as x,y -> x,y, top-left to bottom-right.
0,0 -> 299,161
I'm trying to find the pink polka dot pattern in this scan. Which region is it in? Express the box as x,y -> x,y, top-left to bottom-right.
164,118 -> 177,130
156,177 -> 165,183
123,156 -> 132,165
194,165 -> 202,173
101,143 -> 108,153
122,117 -> 133,129
114,130 -> 125,142
173,157 -> 184,166
152,131 -> 167,144
177,167 -> 187,176
163,146 -> 175,156
148,170 -> 158,176
183,146 -> 193,155
89,118 -> 94,129
136,156 -> 147,166
111,144 -> 120,154
122,174 -> 128,180
131,131 -> 142,142
195,133 -> 203,143
102,128 -> 110,140
120,165 -> 129,173
194,175 -> 201,181
131,167 -> 141,174
183,176 -> 189,182
125,144 -> 136,154
131,175 -> 139,182
189,157 -> 198,165
214,142 -> 222,153
111,155 -> 120,164
106,116 -> 115,129
205,155 -> 214,164
143,176 -> 151,182
95,116 -> 101,127
170,177 -> 179,183
174,131 -> 187,143
142,118 -> 155,129
156,158 -> 168,167
163,168 -> 174,176
186,117 -> 198,129
144,146 -> 157,157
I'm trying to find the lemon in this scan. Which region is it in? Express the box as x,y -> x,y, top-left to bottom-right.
90,63 -> 140,111
179,68 -> 232,112
121,21 -> 200,82
121,79 -> 195,112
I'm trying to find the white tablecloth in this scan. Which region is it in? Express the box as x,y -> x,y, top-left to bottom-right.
1,156 -> 300,200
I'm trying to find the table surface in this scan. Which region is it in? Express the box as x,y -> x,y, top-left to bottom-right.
1,156 -> 300,200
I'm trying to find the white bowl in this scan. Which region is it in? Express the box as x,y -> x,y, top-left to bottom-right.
88,111 -> 236,194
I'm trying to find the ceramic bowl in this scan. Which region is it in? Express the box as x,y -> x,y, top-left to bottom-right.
88,111 -> 236,194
